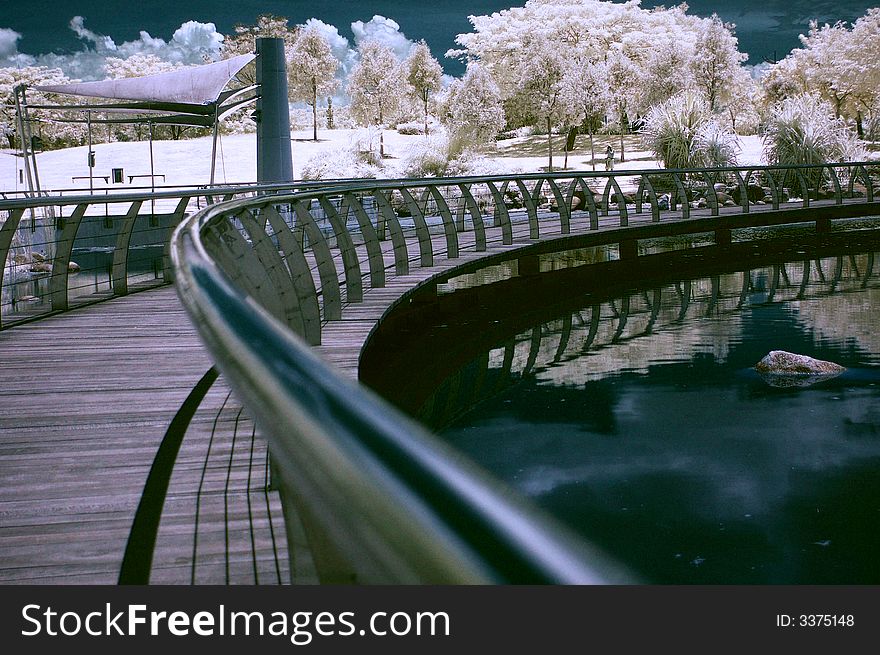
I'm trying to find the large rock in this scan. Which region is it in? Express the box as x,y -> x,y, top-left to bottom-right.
755,350 -> 845,388
729,183 -> 766,204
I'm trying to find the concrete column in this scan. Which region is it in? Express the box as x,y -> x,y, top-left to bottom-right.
256,38 -> 294,183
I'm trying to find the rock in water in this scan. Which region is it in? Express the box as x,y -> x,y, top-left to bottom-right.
755,350 -> 845,388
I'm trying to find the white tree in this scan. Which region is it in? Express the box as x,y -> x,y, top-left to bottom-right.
103,54 -> 182,79
0,66 -> 86,149
348,39 -> 402,158
220,15 -> 299,93
771,10 -> 880,136
442,62 -> 505,152
846,9 -> 880,137
690,14 -> 748,113
558,56 -> 609,170
605,49 -> 639,163
512,39 -> 566,171
289,26 -> 339,141
404,40 -> 443,136
640,39 -> 694,113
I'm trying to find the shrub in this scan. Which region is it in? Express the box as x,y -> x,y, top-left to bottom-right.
694,121 -> 740,168
642,91 -> 739,169
300,146 -> 382,180
762,94 -> 866,166
400,132 -> 496,178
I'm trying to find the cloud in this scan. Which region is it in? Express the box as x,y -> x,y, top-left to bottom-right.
0,27 -> 36,68
351,15 -> 415,61
0,17 -> 224,81
0,28 -> 22,59
296,15 -> 418,103
69,16 -> 117,54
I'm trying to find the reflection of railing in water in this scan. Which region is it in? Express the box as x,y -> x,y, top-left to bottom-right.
417,252 -> 879,430
171,162 -> 879,584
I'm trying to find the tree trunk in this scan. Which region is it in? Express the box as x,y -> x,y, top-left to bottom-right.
547,116 -> 553,173
312,80 -> 318,141
379,103 -> 385,158
564,126 -> 577,170
424,92 -> 429,137
590,130 -> 596,172
856,111 -> 864,138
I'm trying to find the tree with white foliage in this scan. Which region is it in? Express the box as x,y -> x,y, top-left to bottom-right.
511,39 -> 567,171
404,40 -> 443,136
605,49 -> 639,163
0,66 -> 85,150
442,62 -> 506,152
690,14 -> 748,113
348,39 -> 402,158
846,9 -> 880,137
220,15 -> 299,95
288,26 -> 339,141
103,54 -> 182,79
721,65 -> 757,134
640,39 -> 694,112
768,10 -> 880,137
558,55 -> 609,170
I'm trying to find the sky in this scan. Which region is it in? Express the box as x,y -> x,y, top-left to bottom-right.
0,0 -> 876,78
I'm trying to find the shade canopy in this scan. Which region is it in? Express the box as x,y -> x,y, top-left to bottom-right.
35,54 -> 255,105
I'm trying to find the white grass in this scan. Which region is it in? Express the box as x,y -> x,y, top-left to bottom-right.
0,128 -> 767,193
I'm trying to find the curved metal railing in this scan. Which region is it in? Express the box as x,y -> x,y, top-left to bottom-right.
0,179 -> 371,328
170,162 -> 878,583
173,209 -> 632,583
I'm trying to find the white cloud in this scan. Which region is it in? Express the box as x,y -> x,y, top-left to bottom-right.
69,16 -> 117,54
0,28 -> 22,59
296,15 -> 417,103
0,17 -> 224,81
351,15 -> 415,61
0,27 -> 36,68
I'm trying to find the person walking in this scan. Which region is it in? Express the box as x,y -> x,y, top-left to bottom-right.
605,145 -> 615,171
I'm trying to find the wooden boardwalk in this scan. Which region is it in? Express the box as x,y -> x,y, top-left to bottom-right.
0,287 -> 291,584
0,195 -> 875,584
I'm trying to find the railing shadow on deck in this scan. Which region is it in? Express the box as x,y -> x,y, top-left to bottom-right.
169,162 -> 879,583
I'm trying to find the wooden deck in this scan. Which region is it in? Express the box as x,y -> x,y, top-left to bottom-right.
0,195 -> 875,585
0,286 -> 292,584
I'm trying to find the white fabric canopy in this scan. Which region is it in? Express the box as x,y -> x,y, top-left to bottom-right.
35,54 -> 255,105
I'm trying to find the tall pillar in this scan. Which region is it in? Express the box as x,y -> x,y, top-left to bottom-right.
256,38 -> 294,183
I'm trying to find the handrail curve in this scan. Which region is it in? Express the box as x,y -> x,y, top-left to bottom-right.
168,161 -> 878,583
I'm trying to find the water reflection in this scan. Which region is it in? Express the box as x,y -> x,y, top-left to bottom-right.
363,235 -> 880,583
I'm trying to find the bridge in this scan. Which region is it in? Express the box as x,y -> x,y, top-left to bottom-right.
1,161 -> 878,583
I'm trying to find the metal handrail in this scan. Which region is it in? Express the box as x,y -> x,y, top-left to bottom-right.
0,178 -> 389,328
170,160 -> 878,583
173,201 -> 634,583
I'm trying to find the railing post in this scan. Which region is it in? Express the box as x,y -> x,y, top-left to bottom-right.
49,203 -> 88,312
110,200 -> 144,296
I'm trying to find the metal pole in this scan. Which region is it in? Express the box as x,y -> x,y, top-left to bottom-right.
149,121 -> 155,194
13,86 -> 36,197
256,37 -> 294,184
87,110 -> 93,194
209,105 -> 219,187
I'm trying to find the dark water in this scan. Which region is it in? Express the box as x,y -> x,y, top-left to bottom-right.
363,234 -> 880,584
